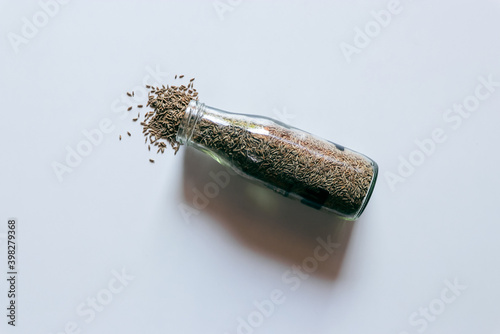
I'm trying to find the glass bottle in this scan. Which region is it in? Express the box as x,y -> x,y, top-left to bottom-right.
177,100 -> 378,220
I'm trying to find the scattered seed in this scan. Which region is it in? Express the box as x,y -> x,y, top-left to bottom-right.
149,159 -> 155,163
127,92 -> 132,97
127,132 -> 131,136
137,77 -> 199,155
127,106 -> 132,111
179,75 -> 184,78
138,105 -> 143,108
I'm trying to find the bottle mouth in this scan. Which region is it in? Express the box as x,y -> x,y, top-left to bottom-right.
177,100 -> 203,145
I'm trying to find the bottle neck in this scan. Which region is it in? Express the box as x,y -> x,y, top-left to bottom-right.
177,100 -> 205,145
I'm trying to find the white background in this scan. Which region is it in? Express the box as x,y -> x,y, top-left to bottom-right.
1,0 -> 500,333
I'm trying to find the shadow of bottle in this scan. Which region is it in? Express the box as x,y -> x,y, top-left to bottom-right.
181,147 -> 355,281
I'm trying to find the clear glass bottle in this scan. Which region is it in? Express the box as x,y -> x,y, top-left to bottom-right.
177,100 -> 378,220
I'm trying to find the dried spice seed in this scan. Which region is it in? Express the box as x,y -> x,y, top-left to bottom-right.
127,106 -> 132,111
127,132 -> 131,136
139,79 -> 199,154
138,105 -> 143,108
149,159 -> 155,163
133,118 -> 138,122
119,135 -> 122,140
127,92 -> 132,97
127,76 -> 375,217
179,75 -> 184,78
181,110 -> 375,216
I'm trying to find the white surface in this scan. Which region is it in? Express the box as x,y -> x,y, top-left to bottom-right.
1,1 -> 500,333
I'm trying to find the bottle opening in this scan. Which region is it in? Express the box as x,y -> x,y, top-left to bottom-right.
177,100 -> 204,145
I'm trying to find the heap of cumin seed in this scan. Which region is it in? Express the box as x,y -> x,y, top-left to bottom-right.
140,78 -> 198,154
